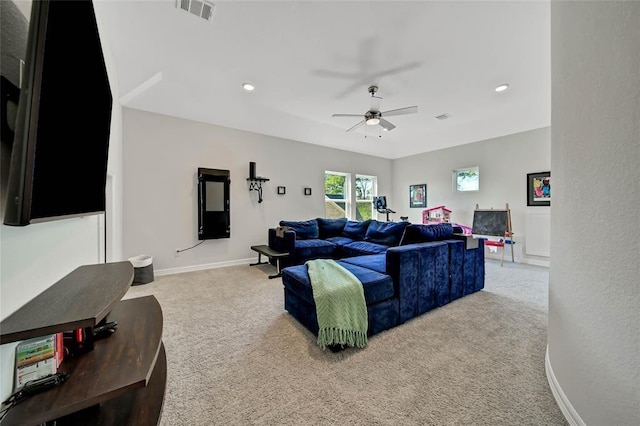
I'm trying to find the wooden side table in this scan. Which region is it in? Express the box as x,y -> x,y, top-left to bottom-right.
250,245 -> 289,279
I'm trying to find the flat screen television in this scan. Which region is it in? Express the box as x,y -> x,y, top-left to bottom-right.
2,0 -> 112,226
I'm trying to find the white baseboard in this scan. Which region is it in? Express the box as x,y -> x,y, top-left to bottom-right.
155,257 -> 257,276
522,258 -> 550,267
545,346 -> 586,426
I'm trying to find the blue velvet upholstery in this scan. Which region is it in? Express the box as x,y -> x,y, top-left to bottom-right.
386,242 -> 449,322
336,262 -> 395,304
342,241 -> 388,257
271,217 -> 485,342
342,220 -> 371,240
282,263 -> 395,306
282,262 -> 400,337
292,239 -> 337,265
365,220 -> 409,246
270,219 -> 391,267
317,217 -> 347,239
443,239 -> 465,303
462,238 -> 485,294
284,287 -> 399,337
268,227 -> 295,262
339,254 -> 386,274
325,236 -> 355,246
279,219 -> 319,240
399,223 -> 454,245
270,219 -> 410,267
284,287 -> 320,334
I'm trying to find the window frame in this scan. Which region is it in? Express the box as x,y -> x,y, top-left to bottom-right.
324,171 -> 351,219
355,174 -> 377,221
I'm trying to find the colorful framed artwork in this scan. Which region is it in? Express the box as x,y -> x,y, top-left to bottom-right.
527,171 -> 551,206
409,184 -> 427,208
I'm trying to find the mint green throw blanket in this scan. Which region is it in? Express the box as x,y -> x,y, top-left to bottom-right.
306,259 -> 368,349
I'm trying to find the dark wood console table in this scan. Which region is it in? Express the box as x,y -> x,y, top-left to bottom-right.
0,261 -> 166,426
250,245 -> 289,279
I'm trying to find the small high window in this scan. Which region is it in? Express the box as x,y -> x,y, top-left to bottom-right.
454,167 -> 479,192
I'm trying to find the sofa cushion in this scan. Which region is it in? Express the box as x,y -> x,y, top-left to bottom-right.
279,219 -> 319,240
325,236 -> 355,247
342,220 -> 371,240
399,223 -> 454,245
339,254 -> 386,274
282,262 -> 394,306
364,220 -> 409,246
294,239 -> 337,261
316,217 -> 347,239
337,262 -> 395,304
342,241 -> 389,257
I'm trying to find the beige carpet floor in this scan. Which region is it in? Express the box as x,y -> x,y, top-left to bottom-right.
125,258 -> 567,426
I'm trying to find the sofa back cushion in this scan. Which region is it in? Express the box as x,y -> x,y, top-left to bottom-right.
316,217 -> 347,239
399,223 -> 454,245
364,220 -> 409,246
342,220 -> 371,240
279,219 -> 319,240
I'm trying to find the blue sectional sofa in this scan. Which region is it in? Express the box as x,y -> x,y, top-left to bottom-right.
269,218 -> 412,267
269,219 -> 485,339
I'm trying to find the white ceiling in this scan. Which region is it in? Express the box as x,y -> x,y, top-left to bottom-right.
93,0 -> 550,160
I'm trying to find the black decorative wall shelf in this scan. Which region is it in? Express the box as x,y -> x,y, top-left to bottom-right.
247,162 -> 269,203
247,177 -> 269,203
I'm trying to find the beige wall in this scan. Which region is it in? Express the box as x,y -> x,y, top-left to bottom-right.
392,127 -> 551,265
122,108 -> 393,273
548,1 -> 640,425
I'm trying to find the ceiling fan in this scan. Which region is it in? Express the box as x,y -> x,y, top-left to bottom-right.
332,86 -> 418,133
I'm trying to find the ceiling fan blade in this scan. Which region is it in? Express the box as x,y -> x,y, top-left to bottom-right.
346,120 -> 365,132
371,61 -> 422,80
312,69 -> 359,79
381,106 -> 418,117
379,118 -> 396,132
332,113 -> 364,118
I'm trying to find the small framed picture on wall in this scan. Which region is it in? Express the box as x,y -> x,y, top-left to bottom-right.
527,171 -> 551,206
409,184 -> 427,208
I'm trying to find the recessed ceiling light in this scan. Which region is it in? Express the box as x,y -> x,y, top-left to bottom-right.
242,82 -> 255,91
495,84 -> 509,92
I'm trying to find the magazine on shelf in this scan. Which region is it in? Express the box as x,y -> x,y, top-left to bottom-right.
14,333 -> 63,390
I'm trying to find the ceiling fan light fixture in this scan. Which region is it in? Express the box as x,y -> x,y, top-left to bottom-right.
332,86 -> 417,133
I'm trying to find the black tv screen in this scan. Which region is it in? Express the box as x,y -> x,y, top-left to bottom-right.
2,0 -> 112,226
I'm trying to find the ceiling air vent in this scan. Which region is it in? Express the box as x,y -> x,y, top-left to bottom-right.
435,113 -> 452,120
177,0 -> 215,22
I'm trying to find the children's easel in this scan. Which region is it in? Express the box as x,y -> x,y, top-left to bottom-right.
472,203 -> 514,267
